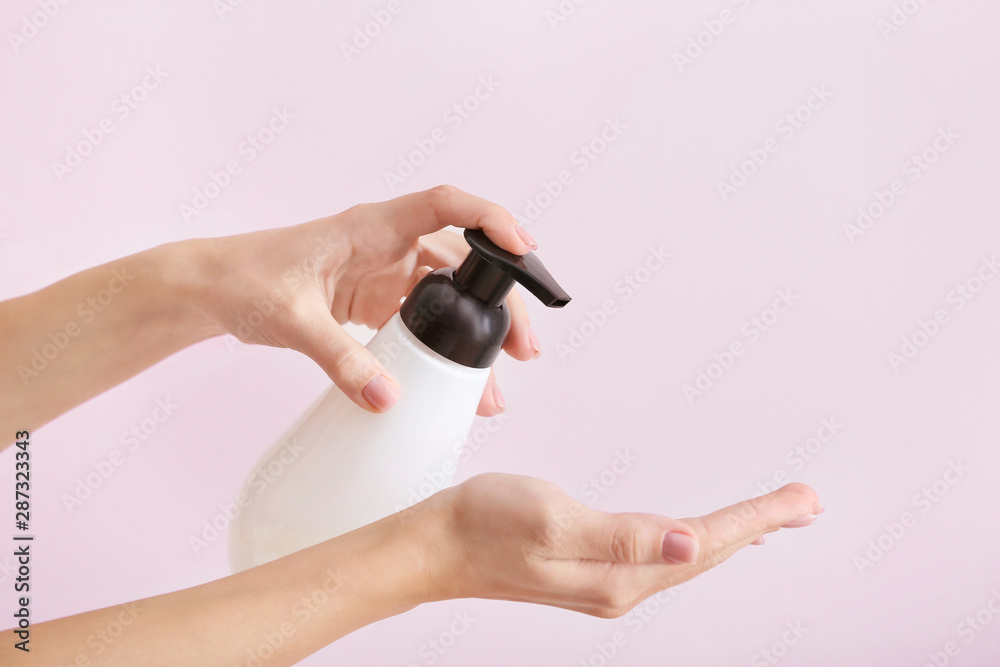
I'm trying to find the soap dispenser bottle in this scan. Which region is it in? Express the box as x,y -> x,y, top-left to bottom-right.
229,229 -> 571,572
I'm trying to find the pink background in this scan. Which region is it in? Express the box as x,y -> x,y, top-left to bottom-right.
3,1 -> 1000,664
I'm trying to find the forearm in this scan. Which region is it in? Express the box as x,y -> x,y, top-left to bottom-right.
0,242 -> 218,441
0,511 -> 442,666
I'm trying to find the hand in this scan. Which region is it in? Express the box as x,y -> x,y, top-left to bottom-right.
413,473 -> 823,617
2,474 -> 821,665
189,186 -> 540,416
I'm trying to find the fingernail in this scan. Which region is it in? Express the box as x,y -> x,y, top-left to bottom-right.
751,536 -> 765,546
815,503 -> 825,515
783,514 -> 817,529
662,532 -> 698,564
527,329 -> 541,358
362,374 -> 399,413
515,225 -> 538,251
492,382 -> 505,413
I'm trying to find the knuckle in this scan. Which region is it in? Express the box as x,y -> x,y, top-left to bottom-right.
592,587 -> 635,618
456,473 -> 498,502
701,549 -> 727,571
535,516 -> 568,550
330,342 -> 369,379
345,202 -> 371,218
281,300 -> 320,343
605,602 -> 632,619
782,481 -> 813,496
428,184 -> 460,203
529,482 -> 571,519
533,499 -> 578,552
779,482 -> 817,511
280,296 -> 309,324
728,497 -> 765,532
608,522 -> 644,564
486,201 -> 510,222
746,493 -> 769,516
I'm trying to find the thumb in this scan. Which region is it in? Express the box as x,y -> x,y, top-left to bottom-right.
285,299 -> 400,413
570,509 -> 700,565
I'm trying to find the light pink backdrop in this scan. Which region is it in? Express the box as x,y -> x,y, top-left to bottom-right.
2,1 -> 999,665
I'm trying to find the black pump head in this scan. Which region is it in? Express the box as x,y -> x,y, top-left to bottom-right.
456,230 -> 571,308
399,229 -> 571,368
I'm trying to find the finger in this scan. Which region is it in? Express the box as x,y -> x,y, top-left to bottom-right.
381,185 -> 536,255
568,507 -> 700,565
685,483 -> 820,568
406,265 -> 435,298
284,298 -> 400,413
593,484 -> 821,603
416,230 -> 471,269
476,368 -> 504,417
347,272 -> 412,329
347,258 -> 435,329
501,287 -> 539,361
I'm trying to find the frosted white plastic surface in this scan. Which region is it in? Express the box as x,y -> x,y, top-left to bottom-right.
228,313 -> 488,572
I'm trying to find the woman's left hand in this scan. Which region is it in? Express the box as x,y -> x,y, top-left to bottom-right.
190,185 -> 540,416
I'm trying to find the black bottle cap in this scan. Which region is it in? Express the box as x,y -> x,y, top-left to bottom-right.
399,229 -> 571,368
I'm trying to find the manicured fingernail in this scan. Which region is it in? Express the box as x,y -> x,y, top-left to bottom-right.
783,514 -> 817,529
527,329 -> 541,358
662,532 -> 698,564
815,503 -> 825,515
362,374 -> 399,413
492,382 -> 505,413
751,536 -> 765,546
515,225 -> 538,251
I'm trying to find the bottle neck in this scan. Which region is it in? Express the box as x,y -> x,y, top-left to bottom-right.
453,253 -> 516,309
399,269 -> 511,369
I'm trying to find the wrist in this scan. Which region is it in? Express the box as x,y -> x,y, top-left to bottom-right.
284,500 -> 456,629
144,239 -> 227,341
394,487 -> 466,605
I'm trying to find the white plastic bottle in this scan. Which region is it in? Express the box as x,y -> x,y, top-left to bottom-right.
229,230 -> 570,572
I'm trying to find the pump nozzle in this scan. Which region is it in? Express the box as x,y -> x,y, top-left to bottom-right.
455,230 -> 571,309
399,228 -> 572,368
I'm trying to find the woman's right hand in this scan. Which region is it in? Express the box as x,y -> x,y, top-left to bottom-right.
412,473 -> 822,617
